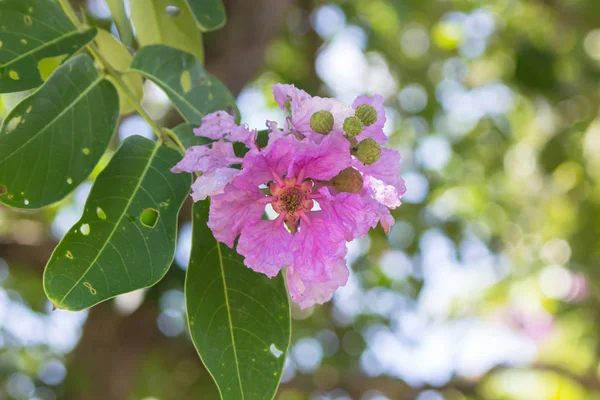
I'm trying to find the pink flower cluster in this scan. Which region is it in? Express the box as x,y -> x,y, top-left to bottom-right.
172,84 -> 406,308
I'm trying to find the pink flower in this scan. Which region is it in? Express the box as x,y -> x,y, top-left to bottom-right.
171,84 -> 406,308
210,133 -> 353,291
194,111 -> 257,149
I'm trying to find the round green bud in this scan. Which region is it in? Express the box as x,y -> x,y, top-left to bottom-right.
330,167 -> 364,193
343,116 -> 364,137
355,104 -> 377,126
353,138 -> 381,165
310,110 -> 334,134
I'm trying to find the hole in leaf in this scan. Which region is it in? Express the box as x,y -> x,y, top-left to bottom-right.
269,343 -> 283,358
180,70 -> 191,93
140,208 -> 159,228
96,207 -> 107,220
6,116 -> 21,132
83,282 -> 97,295
165,5 -> 180,17
66,177 -> 73,185
0,185 -> 6,196
24,199 -> 29,205
80,223 -> 90,235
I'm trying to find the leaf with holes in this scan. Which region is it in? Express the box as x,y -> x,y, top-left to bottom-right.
43,135 -> 191,311
130,0 -> 204,63
95,28 -> 143,115
0,0 -> 97,93
131,45 -> 239,125
186,0 -> 226,32
186,200 -> 290,400
0,54 -> 118,209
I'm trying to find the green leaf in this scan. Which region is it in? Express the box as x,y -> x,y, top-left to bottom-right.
172,123 -> 210,149
186,200 -> 290,400
0,0 -> 97,93
105,0 -> 133,47
44,136 -> 191,311
0,54 -> 118,209
130,45 -> 239,125
130,0 -> 204,63
186,0 -> 226,32
95,28 -> 143,115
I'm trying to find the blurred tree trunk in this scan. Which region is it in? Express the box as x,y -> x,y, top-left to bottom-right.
63,302 -> 163,400
61,1 -> 292,399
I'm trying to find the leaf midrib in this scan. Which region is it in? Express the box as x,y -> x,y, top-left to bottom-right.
0,76 -> 104,165
56,141 -> 162,306
216,241 -> 246,399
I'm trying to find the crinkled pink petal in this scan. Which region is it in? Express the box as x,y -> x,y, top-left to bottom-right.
208,186 -> 266,248
238,218 -> 293,278
273,83 -> 311,114
288,132 -> 351,181
232,137 -> 297,189
286,258 -> 349,309
366,195 -> 395,233
266,120 -> 288,145
292,212 -> 347,282
318,186 -> 379,241
352,94 -> 388,144
171,141 -> 239,174
354,148 -> 405,208
190,168 -> 241,202
194,111 -> 257,149
194,111 -> 238,140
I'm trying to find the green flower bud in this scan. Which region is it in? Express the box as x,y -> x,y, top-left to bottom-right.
353,138 -> 381,165
343,116 -> 363,137
330,167 -> 364,193
310,110 -> 334,134
355,104 -> 377,126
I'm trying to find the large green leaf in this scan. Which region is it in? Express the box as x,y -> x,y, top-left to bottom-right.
0,54 -> 118,209
130,45 -> 239,125
186,0 -> 226,32
186,200 -> 290,400
130,0 -> 204,63
0,0 -> 97,93
44,136 -> 191,311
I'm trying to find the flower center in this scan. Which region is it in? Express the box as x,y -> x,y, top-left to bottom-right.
279,187 -> 303,214
270,177 -> 314,233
